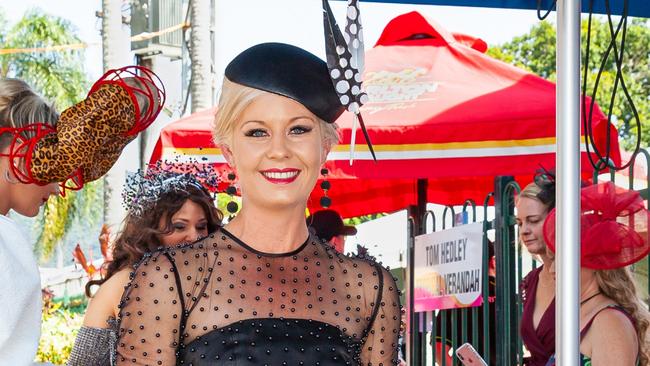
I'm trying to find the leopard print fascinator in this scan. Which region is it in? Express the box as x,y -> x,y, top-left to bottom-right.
1,66 -> 165,194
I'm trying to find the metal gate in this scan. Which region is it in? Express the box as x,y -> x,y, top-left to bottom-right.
406,148 -> 649,366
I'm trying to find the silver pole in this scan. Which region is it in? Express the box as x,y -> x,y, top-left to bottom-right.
556,0 -> 582,365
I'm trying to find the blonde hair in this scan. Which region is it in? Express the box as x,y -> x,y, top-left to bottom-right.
212,78 -> 339,148
0,78 -> 58,150
595,267 -> 650,366
517,182 -> 554,211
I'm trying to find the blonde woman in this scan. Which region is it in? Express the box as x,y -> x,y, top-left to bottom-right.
0,79 -> 60,364
1,68 -> 163,365
516,172 -> 557,366
115,43 -> 402,365
543,182 -> 650,365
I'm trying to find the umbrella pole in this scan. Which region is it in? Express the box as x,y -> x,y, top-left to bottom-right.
556,0 -> 582,365
406,179 -> 427,365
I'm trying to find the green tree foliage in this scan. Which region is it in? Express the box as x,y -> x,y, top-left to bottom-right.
35,300 -> 85,364
344,214 -> 385,227
0,9 -> 87,108
216,192 -> 241,219
0,8 -> 103,260
487,18 -> 650,151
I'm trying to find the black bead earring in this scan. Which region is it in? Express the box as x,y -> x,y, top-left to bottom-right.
226,172 -> 238,217
319,168 -> 331,208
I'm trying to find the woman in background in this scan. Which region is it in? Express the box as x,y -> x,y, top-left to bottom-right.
516,171 -> 556,366
543,182 -> 650,365
67,168 -> 222,366
0,78 -> 60,364
1,67 -> 163,365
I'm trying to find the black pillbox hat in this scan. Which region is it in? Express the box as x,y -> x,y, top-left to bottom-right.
224,42 -> 345,124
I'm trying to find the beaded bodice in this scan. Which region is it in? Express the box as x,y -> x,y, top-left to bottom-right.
115,227 -> 401,365
177,318 -> 361,365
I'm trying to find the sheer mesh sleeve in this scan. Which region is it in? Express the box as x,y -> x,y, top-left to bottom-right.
115,251 -> 183,365
360,265 -> 402,366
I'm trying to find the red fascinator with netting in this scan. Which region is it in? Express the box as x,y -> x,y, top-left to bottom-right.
543,181 -> 650,270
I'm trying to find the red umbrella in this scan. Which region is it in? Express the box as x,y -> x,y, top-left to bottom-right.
150,12 -> 620,218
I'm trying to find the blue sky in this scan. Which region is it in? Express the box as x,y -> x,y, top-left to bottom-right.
1,0 -> 545,81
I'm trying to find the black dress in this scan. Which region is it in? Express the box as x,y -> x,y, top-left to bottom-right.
115,227 -> 402,365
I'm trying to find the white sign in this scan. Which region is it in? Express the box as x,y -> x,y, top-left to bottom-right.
414,222 -> 484,312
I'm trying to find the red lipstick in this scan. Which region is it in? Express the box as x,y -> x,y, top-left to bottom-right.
259,168 -> 300,184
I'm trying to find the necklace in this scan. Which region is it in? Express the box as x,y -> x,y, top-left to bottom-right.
580,292 -> 601,306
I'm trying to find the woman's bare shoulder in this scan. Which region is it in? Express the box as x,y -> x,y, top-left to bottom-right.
83,268 -> 132,328
591,306 -> 637,338
587,305 -> 638,364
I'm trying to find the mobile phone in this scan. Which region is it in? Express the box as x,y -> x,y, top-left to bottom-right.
456,343 -> 488,366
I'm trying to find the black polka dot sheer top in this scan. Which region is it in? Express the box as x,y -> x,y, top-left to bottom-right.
115,227 -> 402,365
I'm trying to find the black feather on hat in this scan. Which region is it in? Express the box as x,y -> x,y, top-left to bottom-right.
322,0 -> 375,162
224,0 -> 375,163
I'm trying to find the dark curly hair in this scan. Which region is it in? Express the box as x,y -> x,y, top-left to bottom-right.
85,185 -> 222,296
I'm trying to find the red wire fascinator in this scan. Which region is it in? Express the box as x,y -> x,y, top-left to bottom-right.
0,66 -> 165,195
544,181 -> 650,270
